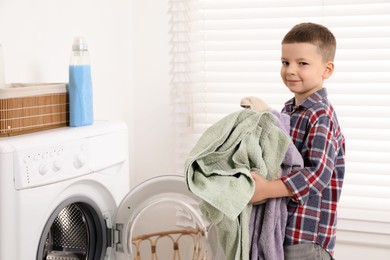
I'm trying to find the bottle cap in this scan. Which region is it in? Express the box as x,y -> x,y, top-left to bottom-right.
72,37 -> 88,51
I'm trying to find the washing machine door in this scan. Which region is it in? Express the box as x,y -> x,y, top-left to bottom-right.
112,174 -> 224,260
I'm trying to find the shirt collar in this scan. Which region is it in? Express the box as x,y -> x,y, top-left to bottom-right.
284,88 -> 328,110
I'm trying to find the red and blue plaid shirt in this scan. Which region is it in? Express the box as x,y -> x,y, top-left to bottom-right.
281,88 -> 346,256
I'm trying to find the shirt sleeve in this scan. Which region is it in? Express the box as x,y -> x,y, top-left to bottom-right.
281,110 -> 338,205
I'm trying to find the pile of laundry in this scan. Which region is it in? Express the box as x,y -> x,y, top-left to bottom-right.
185,97 -> 303,260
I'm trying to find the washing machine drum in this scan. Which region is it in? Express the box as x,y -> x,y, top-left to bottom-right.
113,175 -> 224,260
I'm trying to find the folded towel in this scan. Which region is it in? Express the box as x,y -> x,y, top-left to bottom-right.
240,96 -> 271,112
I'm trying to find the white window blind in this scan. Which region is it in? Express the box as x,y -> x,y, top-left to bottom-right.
171,0 -> 390,234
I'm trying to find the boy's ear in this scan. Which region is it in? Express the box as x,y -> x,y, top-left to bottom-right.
323,61 -> 334,79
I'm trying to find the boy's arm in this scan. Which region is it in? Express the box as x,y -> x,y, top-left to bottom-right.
250,172 -> 292,204
279,113 -> 339,205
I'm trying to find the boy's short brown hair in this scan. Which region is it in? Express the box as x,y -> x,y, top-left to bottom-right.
282,22 -> 336,62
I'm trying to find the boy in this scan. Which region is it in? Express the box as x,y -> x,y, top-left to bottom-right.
250,23 -> 346,259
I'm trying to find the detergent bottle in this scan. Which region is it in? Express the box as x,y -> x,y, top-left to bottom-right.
68,37 -> 93,126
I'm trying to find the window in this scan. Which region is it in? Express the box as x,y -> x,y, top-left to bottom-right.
171,0 -> 390,237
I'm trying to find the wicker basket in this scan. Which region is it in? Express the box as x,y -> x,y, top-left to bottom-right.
0,83 -> 68,137
131,228 -> 207,260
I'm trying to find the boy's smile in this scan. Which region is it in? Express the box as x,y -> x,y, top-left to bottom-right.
280,42 -> 334,106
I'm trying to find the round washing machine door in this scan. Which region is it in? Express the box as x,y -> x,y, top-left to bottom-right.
112,174 -> 225,260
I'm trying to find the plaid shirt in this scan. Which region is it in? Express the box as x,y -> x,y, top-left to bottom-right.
280,88 -> 346,256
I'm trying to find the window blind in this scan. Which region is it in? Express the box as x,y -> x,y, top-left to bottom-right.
171,0 -> 390,234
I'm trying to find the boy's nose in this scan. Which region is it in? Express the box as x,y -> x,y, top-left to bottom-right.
286,64 -> 297,75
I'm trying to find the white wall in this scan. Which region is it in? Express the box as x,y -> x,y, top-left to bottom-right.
133,0 -> 177,185
335,231 -> 390,260
1,0 -> 388,259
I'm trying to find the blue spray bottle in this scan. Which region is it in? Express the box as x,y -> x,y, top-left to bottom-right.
68,37 -> 93,126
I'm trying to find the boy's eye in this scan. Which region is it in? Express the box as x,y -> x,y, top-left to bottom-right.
299,62 -> 309,65
282,61 -> 289,66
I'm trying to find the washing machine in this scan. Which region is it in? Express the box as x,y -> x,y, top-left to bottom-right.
0,120 -> 224,260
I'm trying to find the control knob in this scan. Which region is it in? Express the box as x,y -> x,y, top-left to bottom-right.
73,154 -> 86,169
38,164 -> 49,175
52,160 -> 62,172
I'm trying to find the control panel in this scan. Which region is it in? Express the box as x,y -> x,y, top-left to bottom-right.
13,138 -> 90,190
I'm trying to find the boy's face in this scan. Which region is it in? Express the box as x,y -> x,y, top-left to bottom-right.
280,42 -> 334,105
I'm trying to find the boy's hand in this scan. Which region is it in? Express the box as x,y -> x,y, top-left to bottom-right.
250,171 -> 293,204
250,171 -> 269,204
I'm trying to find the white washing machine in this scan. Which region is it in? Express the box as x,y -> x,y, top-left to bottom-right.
0,121 -> 223,260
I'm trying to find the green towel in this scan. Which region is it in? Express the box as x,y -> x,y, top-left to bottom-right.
185,109 -> 291,260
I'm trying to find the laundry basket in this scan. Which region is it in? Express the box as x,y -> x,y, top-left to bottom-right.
131,228 -> 207,260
